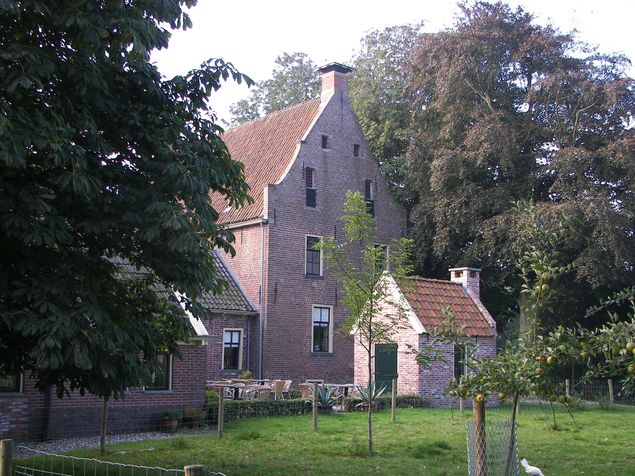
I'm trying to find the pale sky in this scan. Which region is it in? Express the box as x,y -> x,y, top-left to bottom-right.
152,0 -> 634,123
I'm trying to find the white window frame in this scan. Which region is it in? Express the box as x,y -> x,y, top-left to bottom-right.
305,235 -> 323,277
222,328 -> 243,371
145,353 -> 173,392
311,305 -> 333,353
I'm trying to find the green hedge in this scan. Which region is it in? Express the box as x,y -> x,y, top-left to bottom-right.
342,394 -> 430,412
205,390 -> 429,423
206,390 -> 311,423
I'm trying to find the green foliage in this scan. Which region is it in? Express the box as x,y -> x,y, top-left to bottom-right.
354,382 -> 387,407
404,1 -> 635,333
319,190 -> 414,453
349,23 -> 423,206
343,394 -> 429,412
312,385 -> 337,407
205,396 -> 310,423
0,0 -> 252,400
229,52 -> 319,125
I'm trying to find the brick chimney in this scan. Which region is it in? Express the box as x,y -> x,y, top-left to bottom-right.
318,62 -> 353,103
449,267 -> 481,298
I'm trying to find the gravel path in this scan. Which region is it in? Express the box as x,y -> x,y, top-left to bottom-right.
14,432 -> 176,459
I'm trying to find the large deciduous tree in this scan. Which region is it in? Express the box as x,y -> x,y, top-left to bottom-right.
229,52 -> 319,125
0,0 -> 251,404
348,23 -> 423,206
405,1 -> 635,333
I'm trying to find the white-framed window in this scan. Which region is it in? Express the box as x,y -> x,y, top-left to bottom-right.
364,179 -> 375,216
146,353 -> 172,391
312,305 -> 333,353
306,167 -> 316,208
223,329 -> 243,370
305,235 -> 323,276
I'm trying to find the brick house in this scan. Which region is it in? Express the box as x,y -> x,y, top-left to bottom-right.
0,253 -> 254,440
208,63 -> 408,384
353,267 -> 497,406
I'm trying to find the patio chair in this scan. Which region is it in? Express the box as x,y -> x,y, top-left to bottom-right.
299,383 -> 313,399
282,380 -> 292,399
271,380 -> 285,400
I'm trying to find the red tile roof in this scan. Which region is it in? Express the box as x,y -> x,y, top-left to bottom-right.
212,99 -> 321,225
401,277 -> 495,337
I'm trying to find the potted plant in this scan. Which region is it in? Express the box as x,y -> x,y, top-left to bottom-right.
183,407 -> 204,429
238,370 -> 254,380
160,410 -> 181,433
356,382 -> 387,412
309,385 -> 336,415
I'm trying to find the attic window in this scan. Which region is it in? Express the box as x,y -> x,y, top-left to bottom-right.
353,144 -> 360,157
306,167 -> 316,208
364,179 -> 375,217
469,270 -> 478,278
321,135 -> 329,149
454,271 -> 463,278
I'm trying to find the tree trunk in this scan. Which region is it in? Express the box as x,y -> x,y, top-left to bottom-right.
367,347 -> 373,454
473,397 -> 487,476
518,293 -> 528,337
100,397 -> 108,454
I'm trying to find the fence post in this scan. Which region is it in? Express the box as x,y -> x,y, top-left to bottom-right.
391,378 -> 397,423
312,382 -> 318,432
218,389 -> 224,439
459,398 -> 464,415
608,379 -> 614,404
184,464 -> 204,476
0,439 -> 13,476
565,379 -> 571,397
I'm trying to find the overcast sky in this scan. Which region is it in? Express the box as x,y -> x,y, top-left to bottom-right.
152,0 -> 634,123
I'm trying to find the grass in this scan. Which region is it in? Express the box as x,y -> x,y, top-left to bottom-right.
39,405 -> 635,475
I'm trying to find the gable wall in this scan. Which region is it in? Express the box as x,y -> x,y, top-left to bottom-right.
261,91 -> 407,384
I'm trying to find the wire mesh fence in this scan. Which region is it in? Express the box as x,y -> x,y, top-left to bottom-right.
10,445 -> 226,476
466,419 -> 519,476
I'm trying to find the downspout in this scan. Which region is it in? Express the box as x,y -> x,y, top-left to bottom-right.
258,217 -> 267,379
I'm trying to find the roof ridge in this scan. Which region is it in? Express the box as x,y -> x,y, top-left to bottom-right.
224,97 -> 321,132
403,276 -> 461,285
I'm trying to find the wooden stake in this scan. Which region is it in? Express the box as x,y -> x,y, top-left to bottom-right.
473,398 -> 487,476
608,379 -> 614,404
0,439 -> 13,476
391,378 -> 397,423
184,464 -> 204,476
312,382 -> 318,432
218,389 -> 224,439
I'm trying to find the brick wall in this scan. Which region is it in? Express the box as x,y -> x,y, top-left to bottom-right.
258,87 -> 407,386
0,378 -> 48,440
1,343 -> 208,441
203,312 -> 256,380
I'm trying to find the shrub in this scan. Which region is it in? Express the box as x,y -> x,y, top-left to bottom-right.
342,394 -> 429,412
205,396 -> 310,423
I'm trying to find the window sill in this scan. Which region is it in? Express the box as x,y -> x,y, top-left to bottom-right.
305,274 -> 324,279
310,352 -> 334,357
144,389 -> 174,394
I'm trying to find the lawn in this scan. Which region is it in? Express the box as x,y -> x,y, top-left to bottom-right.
64,405 -> 635,475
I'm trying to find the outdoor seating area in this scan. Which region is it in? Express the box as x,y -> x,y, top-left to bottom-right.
206,379 -> 360,402
206,379 -> 292,400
